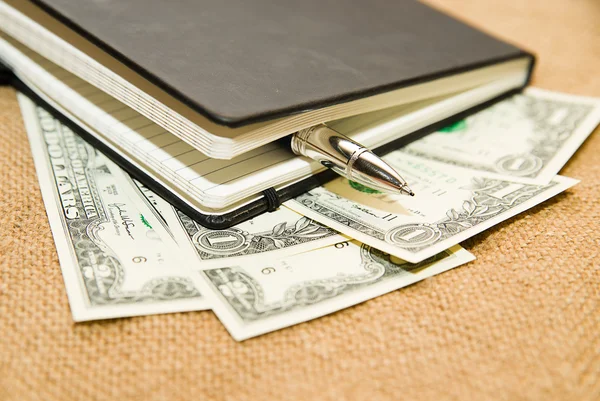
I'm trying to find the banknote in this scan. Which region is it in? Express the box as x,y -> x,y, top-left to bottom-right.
20,95 -> 209,321
402,88 -> 600,184
148,189 -> 347,269
286,152 -> 578,263
194,241 -> 474,341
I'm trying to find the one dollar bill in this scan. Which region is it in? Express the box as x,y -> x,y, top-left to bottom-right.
20,95 -> 209,321
286,152 -> 577,263
194,241 -> 474,341
402,88 -> 600,184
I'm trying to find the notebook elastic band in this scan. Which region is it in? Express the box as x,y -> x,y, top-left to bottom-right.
261,188 -> 281,212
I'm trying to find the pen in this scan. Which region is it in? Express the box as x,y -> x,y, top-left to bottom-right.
289,124 -> 414,196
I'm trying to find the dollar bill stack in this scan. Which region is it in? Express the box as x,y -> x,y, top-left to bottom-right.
19,87 -> 600,340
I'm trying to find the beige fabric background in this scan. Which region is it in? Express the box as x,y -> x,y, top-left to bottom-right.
1,1 -> 599,400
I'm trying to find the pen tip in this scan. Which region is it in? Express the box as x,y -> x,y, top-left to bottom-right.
401,185 -> 415,197
396,186 -> 414,196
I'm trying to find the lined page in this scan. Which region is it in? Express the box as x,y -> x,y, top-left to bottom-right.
0,33 -> 321,208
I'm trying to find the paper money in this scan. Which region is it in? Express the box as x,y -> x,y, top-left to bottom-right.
402,88 -> 600,184
148,189 -> 347,269
286,152 -> 578,263
20,95 -> 209,321
194,242 -> 473,341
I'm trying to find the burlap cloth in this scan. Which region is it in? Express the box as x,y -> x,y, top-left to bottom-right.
1,1 -> 599,400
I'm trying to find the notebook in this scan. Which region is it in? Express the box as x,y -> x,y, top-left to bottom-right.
0,0 -> 535,228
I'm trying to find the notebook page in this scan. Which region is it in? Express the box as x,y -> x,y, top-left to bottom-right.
0,33 -> 322,208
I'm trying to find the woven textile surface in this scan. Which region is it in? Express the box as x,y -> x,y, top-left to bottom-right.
0,0 -> 599,400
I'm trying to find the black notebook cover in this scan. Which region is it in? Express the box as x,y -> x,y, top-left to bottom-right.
28,0 -> 530,126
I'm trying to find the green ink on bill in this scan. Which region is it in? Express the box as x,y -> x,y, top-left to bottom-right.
439,120 -> 466,133
140,214 -> 152,229
348,180 -> 382,194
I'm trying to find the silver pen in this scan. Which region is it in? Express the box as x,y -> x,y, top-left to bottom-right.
290,124 -> 414,196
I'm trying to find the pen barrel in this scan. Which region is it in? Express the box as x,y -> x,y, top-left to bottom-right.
291,124 -> 411,195
291,125 -> 361,176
